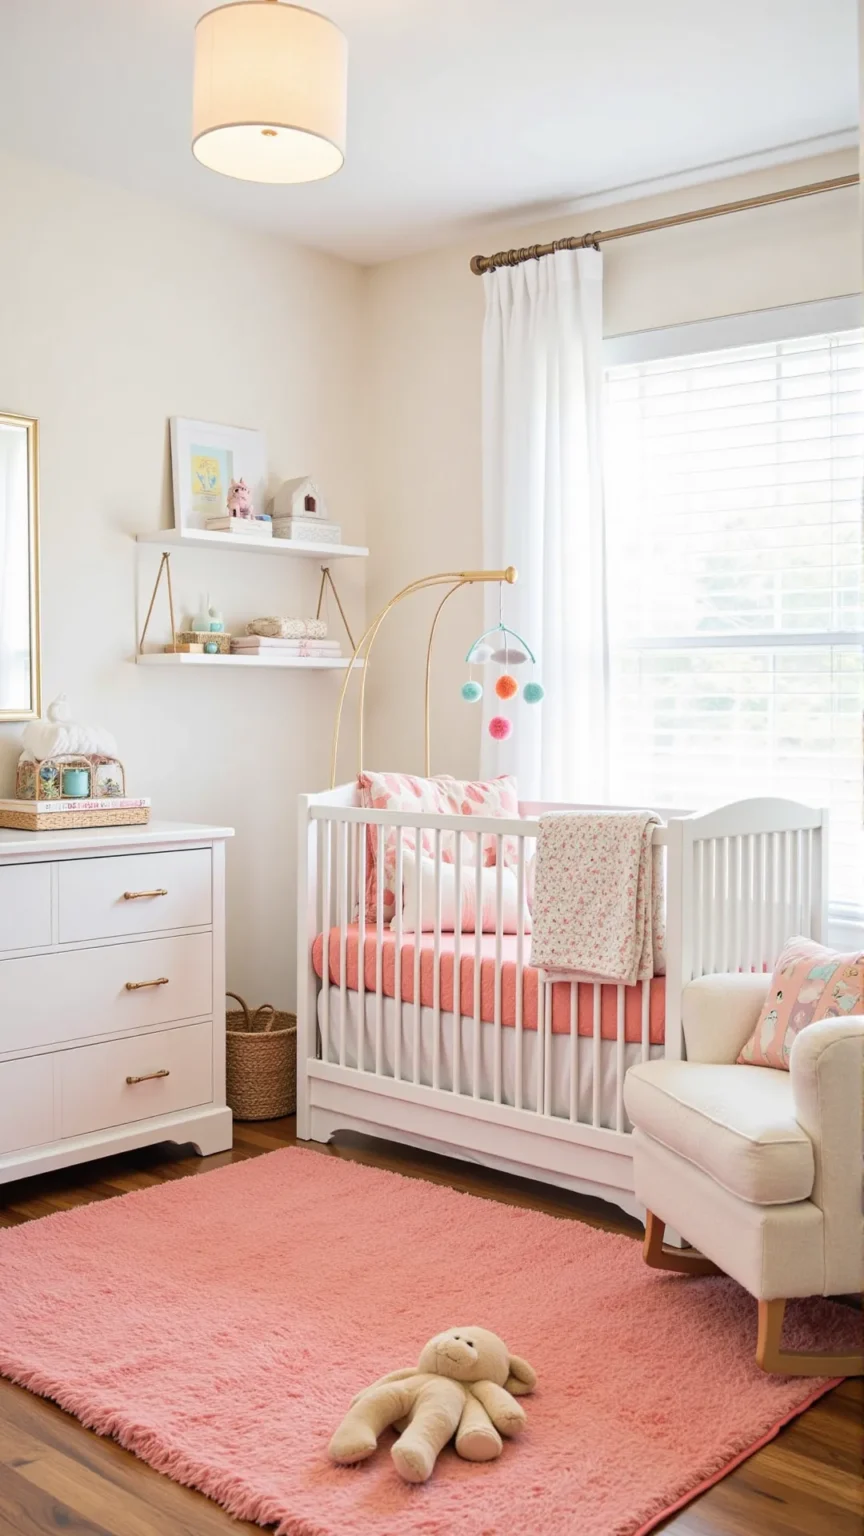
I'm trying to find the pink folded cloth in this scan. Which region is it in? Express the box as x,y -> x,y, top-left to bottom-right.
530,811 -> 665,986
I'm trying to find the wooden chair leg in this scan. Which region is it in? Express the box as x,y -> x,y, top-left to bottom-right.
756,1298 -> 864,1377
642,1210 -> 721,1277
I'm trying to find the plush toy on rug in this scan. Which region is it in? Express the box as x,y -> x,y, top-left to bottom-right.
328,1325 -> 536,1484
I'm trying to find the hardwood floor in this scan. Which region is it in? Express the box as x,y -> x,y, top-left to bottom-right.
0,1120 -> 860,1536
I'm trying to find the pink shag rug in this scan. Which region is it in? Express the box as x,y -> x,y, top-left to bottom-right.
0,1148 -> 855,1536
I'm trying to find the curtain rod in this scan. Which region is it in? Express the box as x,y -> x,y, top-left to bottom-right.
469,173 -> 859,275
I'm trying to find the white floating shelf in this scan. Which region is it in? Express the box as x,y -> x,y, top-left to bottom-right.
137,653 -> 360,670
136,529 -> 368,559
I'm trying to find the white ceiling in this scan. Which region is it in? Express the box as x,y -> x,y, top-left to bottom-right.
0,0 -> 857,265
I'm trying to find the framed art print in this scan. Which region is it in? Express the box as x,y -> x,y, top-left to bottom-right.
170,418 -> 267,532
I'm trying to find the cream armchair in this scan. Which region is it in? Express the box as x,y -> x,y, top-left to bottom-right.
623,973 -> 863,1376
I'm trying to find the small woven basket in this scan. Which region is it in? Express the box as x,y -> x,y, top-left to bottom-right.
225,992 -> 296,1121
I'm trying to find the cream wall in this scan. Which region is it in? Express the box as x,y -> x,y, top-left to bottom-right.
362,150 -> 861,779
0,149 -> 365,1006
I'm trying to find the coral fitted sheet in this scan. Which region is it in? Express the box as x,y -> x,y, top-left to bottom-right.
312,927 -> 665,1044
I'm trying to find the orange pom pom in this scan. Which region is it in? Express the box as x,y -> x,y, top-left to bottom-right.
495,673 -> 518,700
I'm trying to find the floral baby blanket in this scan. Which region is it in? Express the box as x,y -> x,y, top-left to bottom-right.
530,811 -> 665,986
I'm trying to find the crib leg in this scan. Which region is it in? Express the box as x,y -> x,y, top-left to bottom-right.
642,1211 -> 721,1277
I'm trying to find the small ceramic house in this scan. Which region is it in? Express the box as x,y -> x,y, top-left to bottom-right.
270,476 -> 327,522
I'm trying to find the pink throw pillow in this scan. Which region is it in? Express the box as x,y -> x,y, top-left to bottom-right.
357,771 -> 520,924
737,936 -> 864,1070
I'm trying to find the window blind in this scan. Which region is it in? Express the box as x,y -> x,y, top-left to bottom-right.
604,328 -> 864,913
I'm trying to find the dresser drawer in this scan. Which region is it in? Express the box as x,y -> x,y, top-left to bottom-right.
57,849 -> 212,944
58,1020 -> 213,1139
0,864 -> 52,952
0,1053 -> 55,1153
0,932 -> 212,1054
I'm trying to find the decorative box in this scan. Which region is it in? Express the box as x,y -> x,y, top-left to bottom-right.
175,631 -> 232,653
272,517 -> 342,544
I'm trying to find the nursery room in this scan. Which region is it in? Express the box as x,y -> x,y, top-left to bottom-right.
0,1 -> 861,1533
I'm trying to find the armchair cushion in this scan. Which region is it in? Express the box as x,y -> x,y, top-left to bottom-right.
682,972 -> 771,1064
624,1059 -> 814,1205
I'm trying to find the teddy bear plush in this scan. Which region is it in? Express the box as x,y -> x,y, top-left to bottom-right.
328,1325 -> 536,1484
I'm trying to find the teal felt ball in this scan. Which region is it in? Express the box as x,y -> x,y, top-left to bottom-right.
523,680 -> 545,704
461,680 -> 483,703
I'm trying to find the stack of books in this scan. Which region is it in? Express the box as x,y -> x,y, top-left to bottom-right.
0,796 -> 151,832
230,637 -> 343,660
206,517 -> 273,538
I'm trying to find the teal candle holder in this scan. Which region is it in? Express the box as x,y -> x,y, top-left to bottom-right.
61,767 -> 91,799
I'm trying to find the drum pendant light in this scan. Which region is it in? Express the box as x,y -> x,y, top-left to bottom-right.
192,2 -> 347,184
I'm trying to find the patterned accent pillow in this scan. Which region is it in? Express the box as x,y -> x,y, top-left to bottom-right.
357,771 -> 520,924
737,936 -> 864,1070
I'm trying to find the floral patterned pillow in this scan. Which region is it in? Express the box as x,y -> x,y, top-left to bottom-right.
357,771 -> 520,924
737,936 -> 864,1070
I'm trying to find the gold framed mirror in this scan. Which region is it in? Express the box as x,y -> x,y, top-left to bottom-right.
0,412 -> 41,721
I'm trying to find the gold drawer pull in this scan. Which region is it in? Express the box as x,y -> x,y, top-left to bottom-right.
126,1069 -> 170,1085
125,976 -> 169,991
123,888 -> 168,901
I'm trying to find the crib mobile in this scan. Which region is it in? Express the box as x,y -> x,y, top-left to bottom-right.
461,599 -> 544,741
329,565 -> 543,786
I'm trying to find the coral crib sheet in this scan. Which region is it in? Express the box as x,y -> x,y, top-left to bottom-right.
312,927 -> 665,1044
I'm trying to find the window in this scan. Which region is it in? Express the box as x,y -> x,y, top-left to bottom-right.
603,301 -> 863,920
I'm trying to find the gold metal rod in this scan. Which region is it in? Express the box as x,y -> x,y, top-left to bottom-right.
164,551 -> 177,645
424,583 -> 465,776
124,977 -> 170,991
123,888 -> 168,901
126,1069 -> 170,1084
138,552 -> 168,653
329,566 -> 518,788
470,172 -> 859,274
321,565 -> 357,652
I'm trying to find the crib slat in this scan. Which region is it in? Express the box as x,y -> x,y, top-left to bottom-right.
338,819 -> 348,1069
473,834 -> 482,1100
413,828 -> 422,1085
356,823 -> 366,1073
737,841 -> 750,970
432,828 -> 442,1092
569,983 -> 578,1123
641,978 -> 650,1064
778,831 -> 790,958
320,820 -> 331,1064
394,828 -> 403,1083
515,838 -> 525,1112
543,980 -> 552,1118
453,830 -> 462,1098
702,840 -> 715,976
374,823 -> 384,1076
615,985 -> 625,1135
591,984 -> 601,1128
755,833 -> 766,971
493,835 -> 503,1106
790,829 -> 801,937
801,829 -> 813,940
536,973 -> 545,1116
729,835 -> 741,972
693,840 -> 704,978
716,838 -> 727,975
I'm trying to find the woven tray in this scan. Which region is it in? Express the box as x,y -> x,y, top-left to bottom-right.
0,806 -> 150,832
176,630 -> 232,653
226,993 -> 296,1121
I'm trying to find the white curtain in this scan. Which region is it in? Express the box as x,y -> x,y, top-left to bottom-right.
480,248 -> 607,801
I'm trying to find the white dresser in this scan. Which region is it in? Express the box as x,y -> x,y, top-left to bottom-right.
0,819 -> 234,1184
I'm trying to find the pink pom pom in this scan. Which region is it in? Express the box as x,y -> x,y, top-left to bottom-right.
488,715 -> 513,741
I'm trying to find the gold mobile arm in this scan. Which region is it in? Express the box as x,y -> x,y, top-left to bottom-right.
330,566 -> 517,788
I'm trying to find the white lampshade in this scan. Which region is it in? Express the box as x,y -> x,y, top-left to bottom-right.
192,2 -> 347,184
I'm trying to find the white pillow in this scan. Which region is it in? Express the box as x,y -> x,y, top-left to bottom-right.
396,851 -> 532,935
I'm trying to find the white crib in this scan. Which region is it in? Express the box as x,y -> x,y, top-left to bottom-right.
296,787 -> 826,1221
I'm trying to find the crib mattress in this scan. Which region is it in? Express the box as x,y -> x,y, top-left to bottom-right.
316,989 -> 662,1129
312,926 -> 665,1044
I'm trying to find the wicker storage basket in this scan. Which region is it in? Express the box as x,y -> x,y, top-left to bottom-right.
225,992 -> 296,1121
